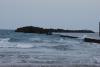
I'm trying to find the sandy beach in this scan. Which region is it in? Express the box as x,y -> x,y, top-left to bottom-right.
0,63 -> 100,67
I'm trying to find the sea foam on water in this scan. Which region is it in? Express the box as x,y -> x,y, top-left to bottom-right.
0,30 -> 100,64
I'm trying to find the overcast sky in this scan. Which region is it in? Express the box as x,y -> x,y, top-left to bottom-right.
0,0 -> 100,31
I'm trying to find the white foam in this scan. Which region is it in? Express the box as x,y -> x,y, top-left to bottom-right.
16,43 -> 33,48
59,38 -> 64,42
78,35 -> 87,40
0,38 -> 10,42
0,38 -> 35,48
0,38 -> 13,48
29,38 -> 41,41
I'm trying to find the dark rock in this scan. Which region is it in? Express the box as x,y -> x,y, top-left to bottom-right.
15,26 -> 52,34
60,35 -> 78,38
84,38 -> 100,43
15,26 -> 95,34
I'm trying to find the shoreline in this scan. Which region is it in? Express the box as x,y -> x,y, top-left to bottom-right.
0,63 -> 100,67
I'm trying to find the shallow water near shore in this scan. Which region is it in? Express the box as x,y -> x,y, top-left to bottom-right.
0,29 -> 100,65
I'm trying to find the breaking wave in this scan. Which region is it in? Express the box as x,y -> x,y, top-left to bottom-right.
0,38 -> 34,48
0,30 -> 100,64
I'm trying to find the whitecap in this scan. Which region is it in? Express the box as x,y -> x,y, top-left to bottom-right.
0,38 -> 14,48
16,43 -> 34,48
0,38 -> 10,42
29,38 -> 44,43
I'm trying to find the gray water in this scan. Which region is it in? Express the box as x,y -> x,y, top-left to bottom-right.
0,29 -> 100,64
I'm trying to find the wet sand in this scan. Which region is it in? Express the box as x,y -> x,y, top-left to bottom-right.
0,63 -> 100,67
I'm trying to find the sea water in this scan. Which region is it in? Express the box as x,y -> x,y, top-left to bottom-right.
0,29 -> 100,64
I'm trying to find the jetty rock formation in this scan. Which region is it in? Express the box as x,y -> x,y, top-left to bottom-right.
15,26 -> 95,34
15,26 -> 52,35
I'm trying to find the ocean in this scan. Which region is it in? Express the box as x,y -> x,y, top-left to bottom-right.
0,29 -> 100,64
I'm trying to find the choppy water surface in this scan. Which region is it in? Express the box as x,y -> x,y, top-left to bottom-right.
0,29 -> 100,64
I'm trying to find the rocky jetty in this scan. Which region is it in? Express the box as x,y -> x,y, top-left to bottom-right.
84,38 -> 100,44
15,26 -> 94,34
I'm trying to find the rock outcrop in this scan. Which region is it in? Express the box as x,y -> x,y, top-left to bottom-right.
15,26 -> 52,35
15,26 -> 95,34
